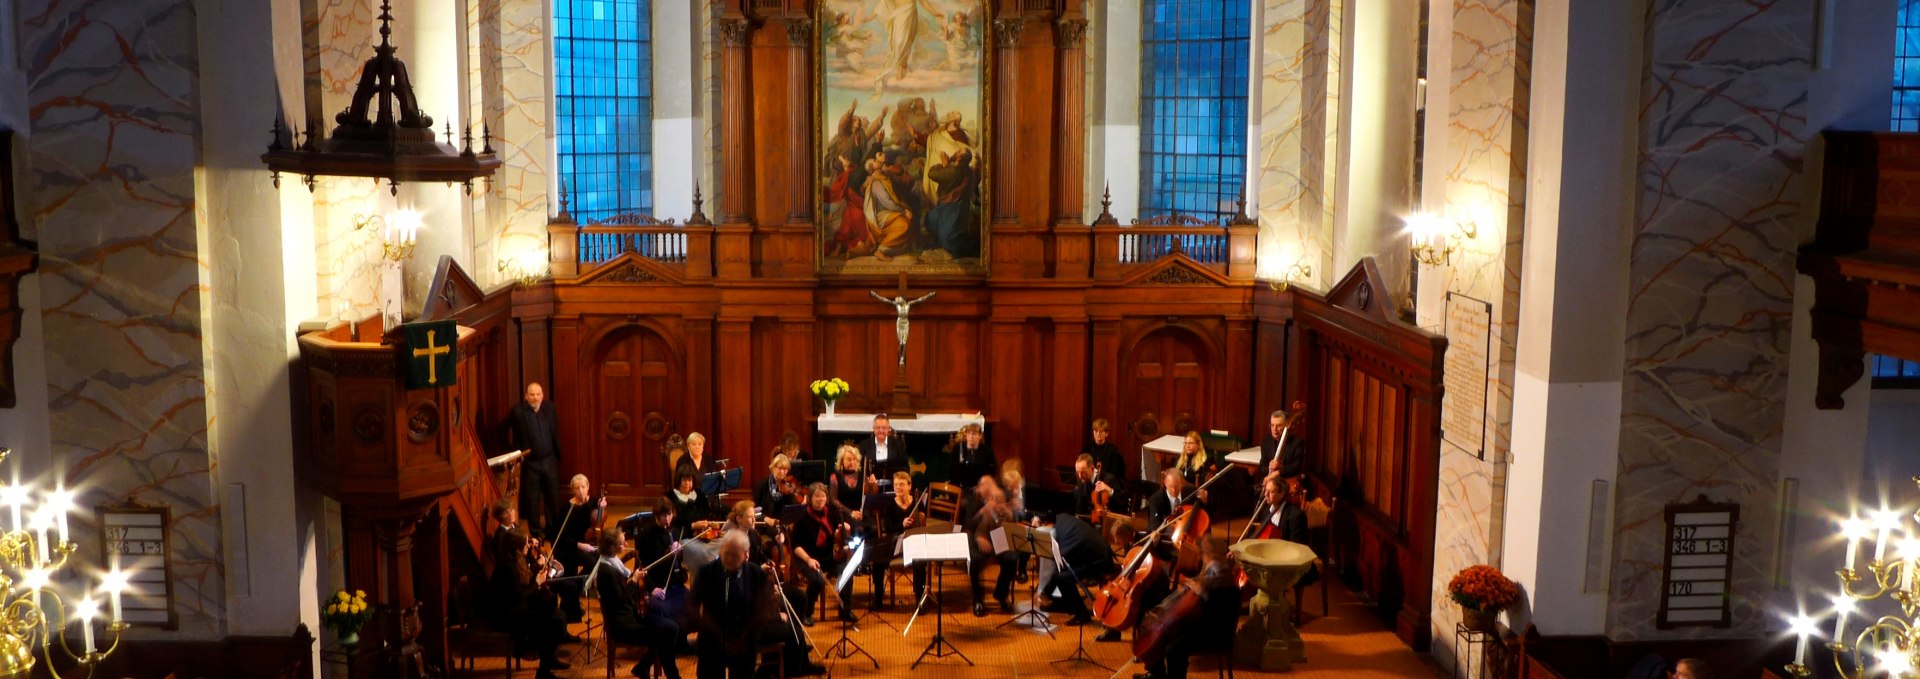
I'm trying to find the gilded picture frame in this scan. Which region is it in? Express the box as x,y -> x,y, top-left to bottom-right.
815,0 -> 991,276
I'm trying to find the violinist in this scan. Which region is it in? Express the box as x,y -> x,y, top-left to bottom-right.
773,430 -> 809,463
828,445 -> 868,523
1071,454 -> 1120,517
1001,467 -> 1037,583
951,423 -> 995,493
872,471 -> 928,609
631,498 -> 686,597
755,454 -> 801,518
965,476 -> 1019,617
484,501 -> 571,678
592,528 -> 683,679
790,482 -> 854,625
550,473 -> 606,621
857,414 -> 902,477
1133,535 -> 1240,679
667,468 -> 708,535
1174,431 -> 1222,487
712,499 -> 781,563
1083,418 -> 1127,484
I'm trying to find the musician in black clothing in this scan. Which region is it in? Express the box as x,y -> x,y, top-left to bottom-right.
1135,536 -> 1241,679
689,531 -> 776,679
1036,512 -> 1113,626
1083,418 -> 1127,485
667,469 -> 708,535
789,483 -> 854,624
630,498 -> 684,592
950,423 -> 995,493
755,454 -> 800,517
827,445 -> 870,524
593,529 -> 683,679
1172,431 -> 1223,487
549,473 -> 605,621
484,501 -> 571,678
1070,454 -> 1121,516
1246,476 -> 1318,586
1095,469 -> 1198,643
1258,408 -> 1307,479
856,414 -> 904,478
507,382 -> 562,536
965,475 -> 1020,617
872,471 -> 928,609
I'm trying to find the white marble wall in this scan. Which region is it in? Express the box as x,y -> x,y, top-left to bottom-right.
1257,0 -> 1332,284
1608,0 -> 1814,641
21,0 -> 225,638
476,0 -> 548,286
1425,0 -> 1530,662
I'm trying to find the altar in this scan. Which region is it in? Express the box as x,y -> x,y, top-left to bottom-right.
1139,434 -> 1262,480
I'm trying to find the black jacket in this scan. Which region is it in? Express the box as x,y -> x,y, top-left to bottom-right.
1071,470 -> 1122,515
755,477 -> 798,518
629,519 -> 682,591
507,402 -> 560,462
1145,488 -> 1208,536
950,442 -> 996,490
859,435 -> 905,474
1081,441 -> 1127,483
1259,435 -> 1306,478
594,558 -> 644,632
689,559 -> 776,652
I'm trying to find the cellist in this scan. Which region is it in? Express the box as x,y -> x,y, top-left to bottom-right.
1245,475 -> 1318,587
1132,535 -> 1241,679
1095,468 -> 1199,643
790,482 -> 854,625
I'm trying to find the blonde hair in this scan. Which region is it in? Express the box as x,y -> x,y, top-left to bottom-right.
687,432 -> 706,446
729,500 -> 756,525
1092,418 -> 1110,431
836,444 -> 861,469
569,474 -> 589,488
893,471 -> 912,487
961,423 -> 983,436
770,453 -> 792,471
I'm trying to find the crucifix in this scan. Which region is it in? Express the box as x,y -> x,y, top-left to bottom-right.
871,273 -> 933,414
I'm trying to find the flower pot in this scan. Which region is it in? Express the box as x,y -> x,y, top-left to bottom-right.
339,630 -> 360,646
1461,607 -> 1499,635
824,400 -> 837,416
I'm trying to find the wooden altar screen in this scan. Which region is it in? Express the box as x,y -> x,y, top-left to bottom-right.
1292,258 -> 1446,650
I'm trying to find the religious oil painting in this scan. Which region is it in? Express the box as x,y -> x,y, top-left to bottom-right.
817,0 -> 988,276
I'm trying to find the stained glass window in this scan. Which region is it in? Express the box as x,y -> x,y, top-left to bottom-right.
1872,354 -> 1920,388
1897,0 -> 1920,131
554,0 -> 652,222
1140,0 -> 1251,223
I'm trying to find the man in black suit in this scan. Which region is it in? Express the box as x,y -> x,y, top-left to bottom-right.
508,382 -> 562,536
1258,408 -> 1306,479
1145,467 -> 1209,535
949,423 -> 994,492
857,414 -> 902,479
1246,476 -> 1317,586
1069,454 -> 1120,516
1036,512 -> 1114,625
689,531 -> 776,679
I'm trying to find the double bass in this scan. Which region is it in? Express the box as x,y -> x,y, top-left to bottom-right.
1240,400 -> 1308,542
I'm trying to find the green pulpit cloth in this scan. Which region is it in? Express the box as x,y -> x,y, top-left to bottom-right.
403,320 -> 458,390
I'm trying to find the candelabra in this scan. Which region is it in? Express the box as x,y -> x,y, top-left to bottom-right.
496,257 -> 547,287
1785,476 -> 1920,678
1405,213 -> 1475,266
353,210 -> 422,262
0,448 -> 131,679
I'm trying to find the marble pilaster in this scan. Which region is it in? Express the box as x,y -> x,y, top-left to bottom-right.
1257,0 -> 1332,283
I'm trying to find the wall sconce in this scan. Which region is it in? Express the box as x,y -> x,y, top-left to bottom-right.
354,209 -> 422,262
1268,263 -> 1313,291
1405,212 -> 1476,266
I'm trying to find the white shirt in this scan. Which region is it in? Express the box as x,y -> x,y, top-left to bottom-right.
874,437 -> 891,462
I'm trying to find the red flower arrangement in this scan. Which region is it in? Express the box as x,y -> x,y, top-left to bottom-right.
1448,564 -> 1519,612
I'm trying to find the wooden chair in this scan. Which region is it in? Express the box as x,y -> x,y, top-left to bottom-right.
447,576 -> 520,677
927,482 -> 963,524
1292,497 -> 1335,621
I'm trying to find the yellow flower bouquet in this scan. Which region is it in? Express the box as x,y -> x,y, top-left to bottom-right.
321,589 -> 373,645
809,378 -> 850,414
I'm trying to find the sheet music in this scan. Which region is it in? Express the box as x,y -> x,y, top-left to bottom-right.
989,526 -> 1010,554
903,533 -> 970,565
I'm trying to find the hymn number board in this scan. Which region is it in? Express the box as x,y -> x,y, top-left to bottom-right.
98,502 -> 179,630
1657,496 -> 1738,629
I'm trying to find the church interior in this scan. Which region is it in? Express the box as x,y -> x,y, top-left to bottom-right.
2,0 -> 1919,677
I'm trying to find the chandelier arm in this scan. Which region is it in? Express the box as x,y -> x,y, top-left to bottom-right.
1837,567 -> 1896,603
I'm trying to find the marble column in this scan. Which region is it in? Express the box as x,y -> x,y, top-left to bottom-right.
1257,0 -> 1332,285
477,0 -> 549,287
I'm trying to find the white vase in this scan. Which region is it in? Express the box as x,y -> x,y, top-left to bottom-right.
824,400 -> 837,416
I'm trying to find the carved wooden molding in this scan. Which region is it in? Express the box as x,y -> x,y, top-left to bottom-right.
1130,213 -> 1214,227
1144,266 -> 1208,286
605,262 -> 661,284
590,213 -> 678,226
719,19 -> 751,47
994,18 -> 1027,47
784,18 -> 811,46
1054,19 -> 1087,48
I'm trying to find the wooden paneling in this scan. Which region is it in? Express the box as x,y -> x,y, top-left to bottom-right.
1293,259 -> 1445,651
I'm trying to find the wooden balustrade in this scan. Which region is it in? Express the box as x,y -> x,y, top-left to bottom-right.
1091,214 -> 1258,282
548,212 -> 713,280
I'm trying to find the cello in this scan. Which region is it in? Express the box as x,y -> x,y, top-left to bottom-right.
1240,400 -> 1307,542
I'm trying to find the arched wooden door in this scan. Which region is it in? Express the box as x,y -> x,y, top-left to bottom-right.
591,325 -> 681,503
1123,327 -> 1210,445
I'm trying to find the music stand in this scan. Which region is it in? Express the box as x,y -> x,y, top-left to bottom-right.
901,532 -> 973,669
995,522 -> 1056,636
821,537 -> 877,669
1049,530 -> 1113,672
792,460 -> 830,486
853,505 -> 901,633
700,467 -> 742,496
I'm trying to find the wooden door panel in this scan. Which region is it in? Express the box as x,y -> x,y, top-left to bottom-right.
1125,328 -> 1210,443
592,327 -> 680,503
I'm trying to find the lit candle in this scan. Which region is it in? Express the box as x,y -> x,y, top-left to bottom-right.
1845,518 -> 1868,571
1791,615 -> 1814,666
1835,595 -> 1855,644
78,598 -> 96,655
1876,510 -> 1900,564
104,567 -> 126,624
3,484 -> 22,534
51,486 -> 71,545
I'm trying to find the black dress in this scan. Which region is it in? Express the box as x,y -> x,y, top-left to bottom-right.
666,489 -> 707,535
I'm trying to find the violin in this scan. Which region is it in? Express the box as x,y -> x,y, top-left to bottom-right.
1089,461 -> 1113,526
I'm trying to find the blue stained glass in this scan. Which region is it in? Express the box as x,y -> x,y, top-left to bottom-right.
1899,1 -> 1920,131
1141,0 -> 1249,223
555,0 -> 652,221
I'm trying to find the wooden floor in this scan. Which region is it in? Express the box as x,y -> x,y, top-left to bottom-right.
453,518 -> 1444,678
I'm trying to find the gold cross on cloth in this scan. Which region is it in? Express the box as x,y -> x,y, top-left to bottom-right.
412,330 -> 451,384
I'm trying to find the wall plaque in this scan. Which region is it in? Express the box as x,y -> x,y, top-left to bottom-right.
1657,495 -> 1738,629
1442,292 -> 1491,459
98,500 -> 179,629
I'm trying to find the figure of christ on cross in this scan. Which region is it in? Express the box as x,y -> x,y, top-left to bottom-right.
870,275 -> 935,367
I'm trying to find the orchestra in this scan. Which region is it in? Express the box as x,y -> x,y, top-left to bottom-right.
496,406 -> 1329,678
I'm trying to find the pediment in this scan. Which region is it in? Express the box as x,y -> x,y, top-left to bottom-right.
419,255 -> 486,322
578,253 -> 685,286
1324,256 -> 1398,322
1122,255 -> 1231,287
